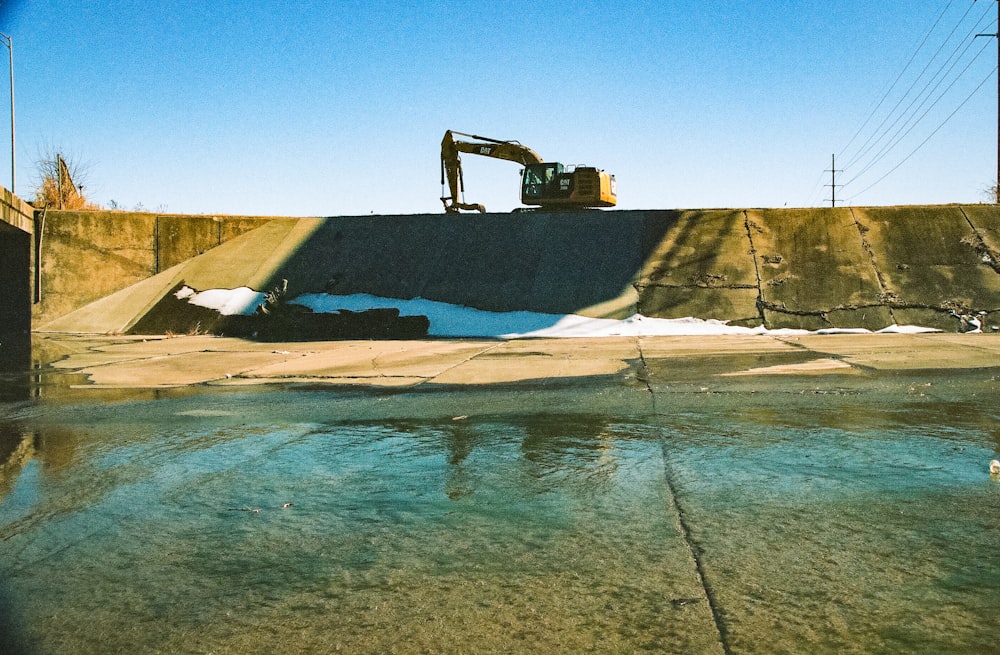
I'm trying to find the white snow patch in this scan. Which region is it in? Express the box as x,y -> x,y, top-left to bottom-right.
172,288 -> 943,338
176,286 -> 267,316
876,324 -> 941,334
174,286 -> 196,300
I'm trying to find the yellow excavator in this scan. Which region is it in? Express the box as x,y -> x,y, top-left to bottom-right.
440,130 -> 617,213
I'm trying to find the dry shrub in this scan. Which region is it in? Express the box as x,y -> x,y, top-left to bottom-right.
34,152 -> 100,210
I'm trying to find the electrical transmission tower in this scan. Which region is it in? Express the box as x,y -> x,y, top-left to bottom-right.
824,154 -> 843,207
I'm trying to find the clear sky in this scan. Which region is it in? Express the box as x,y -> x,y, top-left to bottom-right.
0,0 -> 997,216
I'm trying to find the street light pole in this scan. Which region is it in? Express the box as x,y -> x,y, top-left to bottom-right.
977,1 -> 1000,203
0,33 -> 14,195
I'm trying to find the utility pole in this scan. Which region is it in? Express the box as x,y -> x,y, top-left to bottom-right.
0,33 -> 13,195
825,154 -> 842,207
977,0 -> 999,203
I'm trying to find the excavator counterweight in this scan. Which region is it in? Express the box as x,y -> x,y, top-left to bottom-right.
440,130 -> 616,213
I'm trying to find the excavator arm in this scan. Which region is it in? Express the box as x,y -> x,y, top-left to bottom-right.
440,130 -> 543,213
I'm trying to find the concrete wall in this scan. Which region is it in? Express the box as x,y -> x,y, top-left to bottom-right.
35,205 -> 1000,335
635,206 -> 1000,330
0,186 -> 34,369
32,211 -> 275,325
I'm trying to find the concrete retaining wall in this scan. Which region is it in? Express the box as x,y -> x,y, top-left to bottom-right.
36,205 -> 1000,335
0,186 -> 34,369
32,211 -> 276,325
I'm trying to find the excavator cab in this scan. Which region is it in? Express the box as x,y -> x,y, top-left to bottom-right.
521,163 -> 564,200
521,162 -> 615,209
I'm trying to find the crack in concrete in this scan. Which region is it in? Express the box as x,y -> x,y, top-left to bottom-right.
958,206 -> 1000,275
660,445 -> 733,655
742,209 -> 768,326
634,338 -> 656,414
849,207 -> 898,325
422,342 -> 506,384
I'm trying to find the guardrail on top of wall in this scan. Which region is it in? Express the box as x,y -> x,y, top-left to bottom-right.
0,186 -> 35,234
1,183 -> 34,233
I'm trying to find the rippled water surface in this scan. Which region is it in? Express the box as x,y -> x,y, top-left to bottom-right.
1,387 -> 998,654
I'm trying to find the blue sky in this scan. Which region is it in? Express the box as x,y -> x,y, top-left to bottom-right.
0,1 -> 997,215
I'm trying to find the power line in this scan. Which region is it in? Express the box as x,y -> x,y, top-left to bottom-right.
845,64 -> 997,202
839,0 -> 965,169
841,1 -> 986,173
842,35 -> 993,189
843,4 -> 991,175
826,0 -> 996,203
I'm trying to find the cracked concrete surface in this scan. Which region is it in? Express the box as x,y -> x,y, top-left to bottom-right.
29,206 -> 1000,338
33,332 -> 1000,390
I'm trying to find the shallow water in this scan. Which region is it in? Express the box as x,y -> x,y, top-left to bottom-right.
1,387 -> 998,654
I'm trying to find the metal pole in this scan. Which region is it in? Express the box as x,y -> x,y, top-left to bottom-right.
825,154 -> 842,207
831,154 -> 837,208
0,33 -> 13,195
976,2 -> 999,203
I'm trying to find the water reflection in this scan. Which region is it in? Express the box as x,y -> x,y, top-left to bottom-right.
0,394 -> 998,654
0,423 -> 33,503
520,415 -> 622,488
443,421 -> 476,500
0,372 -> 29,403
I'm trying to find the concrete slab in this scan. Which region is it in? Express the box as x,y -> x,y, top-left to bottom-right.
36,219 -> 321,335
719,357 -> 855,376
77,350 -> 300,387
963,204 -> 1000,261
636,210 -> 761,323
36,262 -> 187,334
752,208 -> 882,312
637,334 -> 802,358
239,340 -> 497,381
30,333 -> 1000,391
855,206 -> 999,312
775,333 -> 1000,370
431,338 -> 640,385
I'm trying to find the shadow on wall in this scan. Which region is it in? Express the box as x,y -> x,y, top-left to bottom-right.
265,211 -> 669,316
37,206 -> 1000,337
126,210 -> 682,338
0,222 -> 31,372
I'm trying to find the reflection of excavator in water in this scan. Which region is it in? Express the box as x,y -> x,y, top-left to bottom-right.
440,130 -> 617,213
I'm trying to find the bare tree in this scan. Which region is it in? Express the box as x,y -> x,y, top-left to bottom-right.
33,149 -> 96,209
984,180 -> 1000,204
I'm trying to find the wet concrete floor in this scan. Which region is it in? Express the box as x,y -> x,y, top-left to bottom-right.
1,333 -> 998,653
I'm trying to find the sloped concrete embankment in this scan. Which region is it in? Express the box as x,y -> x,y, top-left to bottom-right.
30,210 -> 281,326
36,205 -> 1000,335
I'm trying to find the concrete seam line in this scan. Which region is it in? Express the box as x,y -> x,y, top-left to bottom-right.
635,337 -> 656,414
660,444 -> 732,655
426,341 -> 506,381
958,205 -> 1000,275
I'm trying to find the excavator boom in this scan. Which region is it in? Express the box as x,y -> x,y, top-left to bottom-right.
440,130 -> 615,213
441,130 -> 542,213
